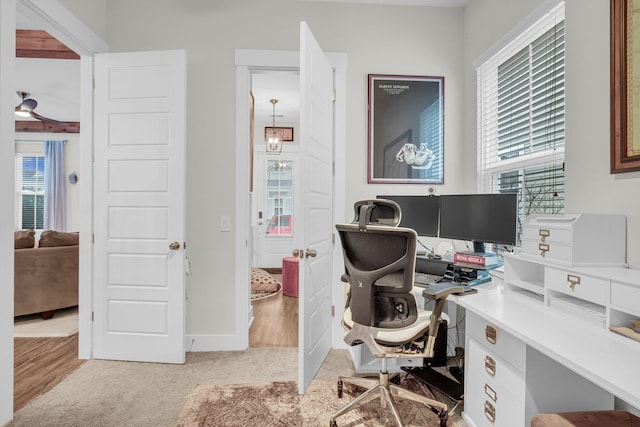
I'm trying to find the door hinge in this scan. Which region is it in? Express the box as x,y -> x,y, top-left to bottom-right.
332,89 -> 336,102
332,305 -> 335,317
92,233 -> 95,244
93,78 -> 95,90
91,311 -> 94,322
332,233 -> 335,245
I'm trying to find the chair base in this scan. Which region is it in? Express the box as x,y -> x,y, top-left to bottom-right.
329,371 -> 449,427
402,365 -> 464,403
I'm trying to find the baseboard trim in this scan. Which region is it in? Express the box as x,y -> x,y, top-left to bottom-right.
186,334 -> 247,352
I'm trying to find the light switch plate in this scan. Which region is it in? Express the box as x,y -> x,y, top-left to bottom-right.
220,216 -> 231,232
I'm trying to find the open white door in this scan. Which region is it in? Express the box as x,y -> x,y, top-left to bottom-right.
298,22 -> 334,394
93,50 -> 186,363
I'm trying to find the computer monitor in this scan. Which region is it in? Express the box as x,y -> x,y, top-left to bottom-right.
438,193 -> 518,253
376,195 -> 440,237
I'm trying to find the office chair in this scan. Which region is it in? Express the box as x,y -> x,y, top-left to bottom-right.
329,199 -> 462,427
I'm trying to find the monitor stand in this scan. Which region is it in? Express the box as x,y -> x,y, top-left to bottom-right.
473,241 -> 486,254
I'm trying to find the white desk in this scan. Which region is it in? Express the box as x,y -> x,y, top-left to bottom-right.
454,289 -> 640,426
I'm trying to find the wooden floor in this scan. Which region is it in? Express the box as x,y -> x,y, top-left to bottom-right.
13,334 -> 84,412
249,287 -> 299,348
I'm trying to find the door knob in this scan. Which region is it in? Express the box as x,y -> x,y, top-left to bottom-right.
292,249 -> 302,258
305,249 -> 317,258
169,241 -> 181,250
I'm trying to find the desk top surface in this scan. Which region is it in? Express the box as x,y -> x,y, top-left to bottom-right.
454,290 -> 640,409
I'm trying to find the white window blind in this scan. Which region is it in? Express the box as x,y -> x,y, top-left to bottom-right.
477,2 -> 565,225
15,155 -> 45,230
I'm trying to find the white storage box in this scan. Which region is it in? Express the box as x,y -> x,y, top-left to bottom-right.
520,214 -> 626,267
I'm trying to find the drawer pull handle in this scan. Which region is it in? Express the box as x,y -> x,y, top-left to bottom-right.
567,274 -> 581,291
485,355 -> 496,376
484,383 -> 498,402
539,243 -> 549,257
484,401 -> 496,423
485,325 -> 497,344
539,229 -> 550,242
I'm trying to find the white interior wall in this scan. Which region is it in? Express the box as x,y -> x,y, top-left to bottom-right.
463,0 -> 640,269
100,0 -> 466,337
55,0 -> 640,340
56,0 -> 107,42
563,0 -> 640,270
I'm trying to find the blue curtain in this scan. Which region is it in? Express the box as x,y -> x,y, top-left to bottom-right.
44,140 -> 67,231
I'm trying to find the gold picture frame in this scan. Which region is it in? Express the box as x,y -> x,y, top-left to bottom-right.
611,0 -> 640,173
264,126 -> 294,142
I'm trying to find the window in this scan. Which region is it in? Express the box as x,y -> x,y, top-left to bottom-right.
265,159 -> 293,236
477,2 -> 565,239
16,156 -> 45,230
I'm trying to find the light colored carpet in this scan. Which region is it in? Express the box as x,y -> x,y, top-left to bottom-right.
7,348 -> 463,427
176,377 -> 455,426
13,306 -> 78,338
7,348 -> 351,427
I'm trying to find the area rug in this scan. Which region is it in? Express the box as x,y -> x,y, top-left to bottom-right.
14,306 -> 78,338
175,377 -> 458,426
251,268 -> 282,301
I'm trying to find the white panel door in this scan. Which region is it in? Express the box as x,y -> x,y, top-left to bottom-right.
93,50 -> 186,364
298,22 -> 334,394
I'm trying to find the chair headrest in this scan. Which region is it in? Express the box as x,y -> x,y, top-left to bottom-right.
352,199 -> 402,231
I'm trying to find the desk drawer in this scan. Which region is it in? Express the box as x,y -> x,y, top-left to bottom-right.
521,239 -> 571,264
546,268 -> 608,305
467,338 -> 524,402
611,281 -> 640,316
466,311 -> 525,372
465,350 -> 525,427
521,226 -> 571,245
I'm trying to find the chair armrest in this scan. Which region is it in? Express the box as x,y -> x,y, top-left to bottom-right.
421,282 -> 465,300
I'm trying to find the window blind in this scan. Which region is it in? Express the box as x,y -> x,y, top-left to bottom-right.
16,156 -> 45,230
477,2 -> 565,225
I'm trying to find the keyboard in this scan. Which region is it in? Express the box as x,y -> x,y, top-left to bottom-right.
414,272 -> 444,286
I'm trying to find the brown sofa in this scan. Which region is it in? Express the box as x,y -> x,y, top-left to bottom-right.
14,230 -> 79,318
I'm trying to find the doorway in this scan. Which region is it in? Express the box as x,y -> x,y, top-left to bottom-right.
235,46 -> 348,372
251,69 -> 301,269
248,69 -> 300,348
13,13 -> 83,412
2,1 -> 108,422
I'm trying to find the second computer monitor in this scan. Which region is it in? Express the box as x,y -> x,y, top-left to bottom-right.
438,193 -> 518,253
377,195 -> 440,237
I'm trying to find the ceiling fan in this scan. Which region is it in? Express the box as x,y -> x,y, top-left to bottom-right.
15,91 -> 68,126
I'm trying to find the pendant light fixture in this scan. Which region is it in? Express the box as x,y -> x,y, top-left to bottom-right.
266,98 -> 283,154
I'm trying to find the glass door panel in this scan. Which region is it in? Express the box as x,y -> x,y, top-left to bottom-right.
265,159 -> 293,236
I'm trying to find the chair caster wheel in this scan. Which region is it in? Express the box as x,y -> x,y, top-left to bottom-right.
337,380 -> 344,398
438,411 -> 448,427
329,419 -> 338,427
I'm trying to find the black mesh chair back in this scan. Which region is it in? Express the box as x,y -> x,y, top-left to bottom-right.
336,223 -> 419,330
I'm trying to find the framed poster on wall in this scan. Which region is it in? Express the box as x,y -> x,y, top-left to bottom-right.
611,0 -> 640,173
367,74 -> 444,184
